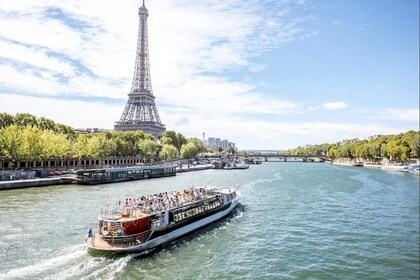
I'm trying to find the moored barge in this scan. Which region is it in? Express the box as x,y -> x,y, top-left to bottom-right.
76,165 -> 176,185
84,186 -> 240,253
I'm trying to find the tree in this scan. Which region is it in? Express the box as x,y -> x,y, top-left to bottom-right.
20,126 -> 44,161
160,136 -> 173,146
38,117 -> 56,131
180,142 -> 199,159
42,130 -> 71,158
386,140 -> 403,162
0,112 -> 14,129
75,134 -> 92,159
0,125 -> 23,164
338,144 -> 353,159
176,133 -> 187,151
409,132 -> 420,158
328,146 -> 338,160
187,138 -> 205,153
161,130 -> 187,151
138,139 -> 159,157
89,133 -> 116,158
14,113 -> 37,127
159,144 -> 178,160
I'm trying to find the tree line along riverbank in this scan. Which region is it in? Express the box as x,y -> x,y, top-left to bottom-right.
283,130 -> 419,164
0,113 -> 212,170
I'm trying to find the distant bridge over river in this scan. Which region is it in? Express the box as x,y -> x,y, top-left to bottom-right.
236,153 -> 327,162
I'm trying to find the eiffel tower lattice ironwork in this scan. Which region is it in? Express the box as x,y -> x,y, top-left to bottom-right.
114,0 -> 165,139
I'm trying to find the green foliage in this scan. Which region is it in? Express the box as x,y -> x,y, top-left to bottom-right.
0,112 -> 14,128
180,142 -> 199,159
408,131 -> 420,158
161,130 -> 187,152
75,134 -> 92,159
225,146 -> 235,155
0,112 -> 206,162
159,144 -> 178,159
138,139 -> 159,157
20,125 -> 44,160
283,131 -> 420,162
0,125 -> 23,162
89,133 -> 117,158
43,130 -> 71,158
328,146 -> 338,160
0,112 -> 75,138
187,138 -> 205,152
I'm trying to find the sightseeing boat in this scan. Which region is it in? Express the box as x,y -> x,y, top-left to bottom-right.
76,165 -> 176,185
84,186 -> 240,253
224,162 -> 249,170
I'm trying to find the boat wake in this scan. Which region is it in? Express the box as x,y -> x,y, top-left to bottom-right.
1,244 -> 139,280
2,245 -> 86,279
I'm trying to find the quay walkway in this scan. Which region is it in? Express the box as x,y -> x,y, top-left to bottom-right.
0,164 -> 216,191
0,176 -> 75,191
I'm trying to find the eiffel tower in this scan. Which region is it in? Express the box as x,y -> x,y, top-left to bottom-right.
114,0 -> 165,139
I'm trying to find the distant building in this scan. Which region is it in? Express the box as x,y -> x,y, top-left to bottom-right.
75,128 -> 109,134
208,137 -> 216,148
204,136 -> 237,151
339,138 -> 360,144
215,138 -> 221,149
367,135 -> 383,141
222,139 -> 229,150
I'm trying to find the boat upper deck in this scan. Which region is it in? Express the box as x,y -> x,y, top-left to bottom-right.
99,186 -> 232,222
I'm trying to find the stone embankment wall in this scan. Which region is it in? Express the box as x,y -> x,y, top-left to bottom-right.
0,156 -> 164,171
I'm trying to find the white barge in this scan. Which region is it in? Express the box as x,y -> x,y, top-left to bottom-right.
84,186 -> 240,253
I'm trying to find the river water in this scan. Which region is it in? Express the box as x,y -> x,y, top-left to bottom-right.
0,162 -> 418,279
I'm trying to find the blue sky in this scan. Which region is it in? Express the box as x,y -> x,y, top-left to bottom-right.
0,0 -> 418,149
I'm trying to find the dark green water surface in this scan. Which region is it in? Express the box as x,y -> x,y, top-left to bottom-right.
0,163 -> 419,279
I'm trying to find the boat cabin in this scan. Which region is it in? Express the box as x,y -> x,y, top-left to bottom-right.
76,165 -> 176,184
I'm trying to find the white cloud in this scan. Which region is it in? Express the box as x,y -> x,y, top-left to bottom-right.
0,0 -> 311,107
322,101 -> 349,110
0,93 -> 120,129
0,1 -> 416,149
374,108 -> 419,122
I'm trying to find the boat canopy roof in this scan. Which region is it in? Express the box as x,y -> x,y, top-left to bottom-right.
76,165 -> 176,174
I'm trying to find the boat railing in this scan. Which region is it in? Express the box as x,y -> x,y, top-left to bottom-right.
100,228 -> 155,246
100,205 -> 126,220
98,193 -> 222,220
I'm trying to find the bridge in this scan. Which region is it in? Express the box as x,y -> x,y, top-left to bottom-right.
235,153 -> 327,162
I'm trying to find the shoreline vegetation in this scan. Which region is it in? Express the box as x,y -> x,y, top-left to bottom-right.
1,112 -> 419,173
0,112 -> 211,170
283,130 -> 420,165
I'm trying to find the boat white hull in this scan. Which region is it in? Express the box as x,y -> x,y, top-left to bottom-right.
86,197 -> 239,253
381,165 -> 409,172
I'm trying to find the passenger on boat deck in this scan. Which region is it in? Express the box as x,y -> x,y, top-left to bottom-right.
117,188 -> 209,215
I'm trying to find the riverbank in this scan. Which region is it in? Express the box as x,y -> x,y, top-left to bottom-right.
0,164 -> 216,191
331,159 -> 419,175
0,176 -> 75,191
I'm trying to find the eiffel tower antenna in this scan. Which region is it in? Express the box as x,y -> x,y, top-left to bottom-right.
114,1 -> 166,139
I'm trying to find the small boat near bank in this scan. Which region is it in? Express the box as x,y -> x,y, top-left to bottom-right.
381,164 -> 409,172
224,162 -> 249,170
76,165 -> 176,185
84,186 -> 240,253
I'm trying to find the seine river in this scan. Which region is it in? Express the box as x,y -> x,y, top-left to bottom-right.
0,162 -> 419,279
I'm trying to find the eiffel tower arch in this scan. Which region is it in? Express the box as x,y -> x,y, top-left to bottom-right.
114,1 -> 165,139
